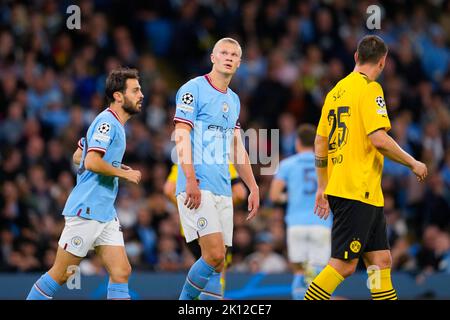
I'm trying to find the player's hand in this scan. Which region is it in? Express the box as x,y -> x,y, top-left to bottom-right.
411,160 -> 428,182
121,164 -> 132,170
123,169 -> 141,184
246,188 -> 260,221
185,178 -> 201,210
314,189 -> 330,220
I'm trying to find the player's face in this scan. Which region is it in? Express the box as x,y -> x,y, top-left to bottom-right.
122,79 -> 144,115
211,42 -> 241,75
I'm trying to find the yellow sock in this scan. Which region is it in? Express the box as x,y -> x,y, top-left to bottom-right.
304,265 -> 344,300
368,268 -> 398,300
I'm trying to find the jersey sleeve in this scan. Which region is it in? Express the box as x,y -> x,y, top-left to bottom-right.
78,137 -> 85,150
174,81 -> 199,129
274,161 -> 288,182
360,82 -> 391,135
167,164 -> 178,183
86,118 -> 116,155
317,93 -> 331,138
235,94 -> 241,129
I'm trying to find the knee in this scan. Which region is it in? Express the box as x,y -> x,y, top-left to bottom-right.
329,260 -> 357,279
203,251 -> 225,270
339,264 -> 357,278
372,254 -> 392,270
109,264 -> 132,283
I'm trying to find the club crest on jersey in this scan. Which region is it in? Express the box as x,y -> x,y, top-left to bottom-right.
181,92 -> 194,105
71,236 -> 83,248
197,217 -> 208,230
97,122 -> 111,134
222,102 -> 229,113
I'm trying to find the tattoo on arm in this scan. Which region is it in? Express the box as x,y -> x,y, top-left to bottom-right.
315,156 -> 328,168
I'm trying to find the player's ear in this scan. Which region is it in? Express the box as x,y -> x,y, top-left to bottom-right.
354,52 -> 358,64
210,53 -> 215,64
379,54 -> 387,69
113,91 -> 123,104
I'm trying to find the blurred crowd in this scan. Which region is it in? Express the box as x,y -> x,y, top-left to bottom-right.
0,0 -> 449,280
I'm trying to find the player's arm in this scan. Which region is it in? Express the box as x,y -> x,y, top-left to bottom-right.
84,151 -> 141,184
73,146 -> 83,166
314,134 -> 331,219
362,82 -> 427,182
174,122 -> 201,209
73,138 -> 85,166
231,129 -> 260,220
369,129 -> 427,181
269,179 -> 287,204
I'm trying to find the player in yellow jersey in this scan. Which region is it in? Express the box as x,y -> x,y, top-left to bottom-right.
163,163 -> 247,297
304,35 -> 428,301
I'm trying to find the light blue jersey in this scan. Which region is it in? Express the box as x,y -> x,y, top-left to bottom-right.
174,75 -> 241,197
63,108 -> 126,222
275,151 -> 332,228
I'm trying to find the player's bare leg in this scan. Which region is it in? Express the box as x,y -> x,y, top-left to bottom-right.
198,233 -> 226,272
197,233 -> 226,300
179,232 -> 225,300
96,245 -> 132,299
26,246 -> 83,300
48,246 -> 84,284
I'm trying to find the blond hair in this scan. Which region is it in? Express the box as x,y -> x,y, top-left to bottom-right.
212,37 -> 242,57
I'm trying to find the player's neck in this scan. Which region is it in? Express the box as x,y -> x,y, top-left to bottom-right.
207,70 -> 231,92
353,65 -> 377,81
108,103 -> 129,124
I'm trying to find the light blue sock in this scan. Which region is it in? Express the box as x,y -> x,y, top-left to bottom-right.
199,272 -> 222,300
291,274 -> 306,300
107,283 -> 130,300
179,257 -> 215,300
26,272 -> 61,300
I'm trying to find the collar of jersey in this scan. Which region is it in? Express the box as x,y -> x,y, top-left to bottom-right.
107,108 -> 124,126
204,74 -> 227,94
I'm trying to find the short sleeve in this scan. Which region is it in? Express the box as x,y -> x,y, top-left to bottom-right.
77,137 -> 85,150
274,161 -> 289,182
235,95 -> 241,129
317,93 -> 331,138
87,119 -> 116,154
360,82 -> 391,135
174,81 -> 199,129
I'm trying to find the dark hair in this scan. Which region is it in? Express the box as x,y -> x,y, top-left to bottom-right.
105,67 -> 139,104
356,35 -> 388,65
297,124 -> 316,147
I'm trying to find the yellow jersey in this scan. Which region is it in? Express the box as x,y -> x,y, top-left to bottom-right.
317,72 -> 391,207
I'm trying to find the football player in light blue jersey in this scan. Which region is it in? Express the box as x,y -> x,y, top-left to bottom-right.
270,124 -> 332,300
175,38 -> 260,300
27,68 -> 143,300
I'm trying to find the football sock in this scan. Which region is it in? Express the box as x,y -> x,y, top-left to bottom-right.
304,265 -> 344,300
179,257 -> 215,300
